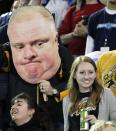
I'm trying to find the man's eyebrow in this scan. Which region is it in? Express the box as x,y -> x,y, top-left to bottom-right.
31,38 -> 49,44
14,99 -> 24,104
11,38 -> 50,45
11,42 -> 23,46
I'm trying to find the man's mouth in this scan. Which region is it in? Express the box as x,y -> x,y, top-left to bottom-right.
11,109 -> 18,115
22,60 -> 41,65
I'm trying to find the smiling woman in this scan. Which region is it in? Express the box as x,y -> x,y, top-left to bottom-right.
63,56 -> 116,131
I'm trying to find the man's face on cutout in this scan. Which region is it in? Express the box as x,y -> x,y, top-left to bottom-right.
8,14 -> 61,84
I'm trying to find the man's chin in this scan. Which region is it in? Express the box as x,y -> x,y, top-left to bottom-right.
17,69 -> 54,84
18,73 -> 40,84
21,74 -> 50,84
23,78 -> 40,84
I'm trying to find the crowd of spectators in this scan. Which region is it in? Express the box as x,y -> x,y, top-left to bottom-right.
0,0 -> 116,131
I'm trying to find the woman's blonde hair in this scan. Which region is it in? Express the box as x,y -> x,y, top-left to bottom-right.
89,120 -> 116,131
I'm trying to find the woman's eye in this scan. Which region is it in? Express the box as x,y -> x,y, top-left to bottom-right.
80,72 -> 84,74
89,71 -> 94,74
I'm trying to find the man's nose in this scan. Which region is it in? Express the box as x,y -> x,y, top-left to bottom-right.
24,46 -> 37,59
11,104 -> 17,110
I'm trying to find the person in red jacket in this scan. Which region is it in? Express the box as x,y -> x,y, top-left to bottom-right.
59,0 -> 104,56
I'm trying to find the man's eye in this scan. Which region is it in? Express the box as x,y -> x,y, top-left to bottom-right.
14,45 -> 24,49
34,39 -> 49,47
34,42 -> 46,49
36,42 -> 44,46
17,103 -> 22,106
17,104 -> 21,106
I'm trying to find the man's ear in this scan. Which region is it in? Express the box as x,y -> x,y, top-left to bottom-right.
30,109 -> 35,116
55,33 -> 58,41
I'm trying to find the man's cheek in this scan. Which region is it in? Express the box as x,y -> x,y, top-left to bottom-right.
13,58 -> 21,68
45,52 -> 54,60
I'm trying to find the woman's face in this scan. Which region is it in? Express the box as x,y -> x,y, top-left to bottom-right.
10,98 -> 35,126
75,62 -> 96,93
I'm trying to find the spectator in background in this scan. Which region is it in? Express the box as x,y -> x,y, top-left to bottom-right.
18,0 -> 30,6
0,0 -> 14,15
29,0 -> 49,6
67,0 -> 75,6
28,0 -> 42,5
59,0 -> 104,57
11,0 -> 20,11
85,51 -> 103,63
85,0 -> 116,54
7,92 -> 53,131
0,12 -> 11,45
5,5 -> 73,131
45,0 -> 69,30
96,50 -> 116,97
63,56 -> 116,131
89,120 -> 116,131
0,0 -> 30,45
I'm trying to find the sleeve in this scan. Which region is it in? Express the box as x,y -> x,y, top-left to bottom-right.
108,89 -> 116,124
98,88 -> 116,123
63,96 -> 70,131
85,35 -> 94,54
88,13 -> 97,39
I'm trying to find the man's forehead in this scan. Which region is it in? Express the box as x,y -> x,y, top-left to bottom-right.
9,6 -> 53,23
13,98 -> 25,104
10,13 -> 53,31
8,16 -> 56,40
12,13 -> 44,23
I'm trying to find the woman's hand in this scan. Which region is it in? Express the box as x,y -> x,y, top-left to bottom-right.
86,115 -> 97,125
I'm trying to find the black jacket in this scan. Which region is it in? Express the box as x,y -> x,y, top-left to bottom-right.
3,46 -> 73,129
7,117 -> 44,131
